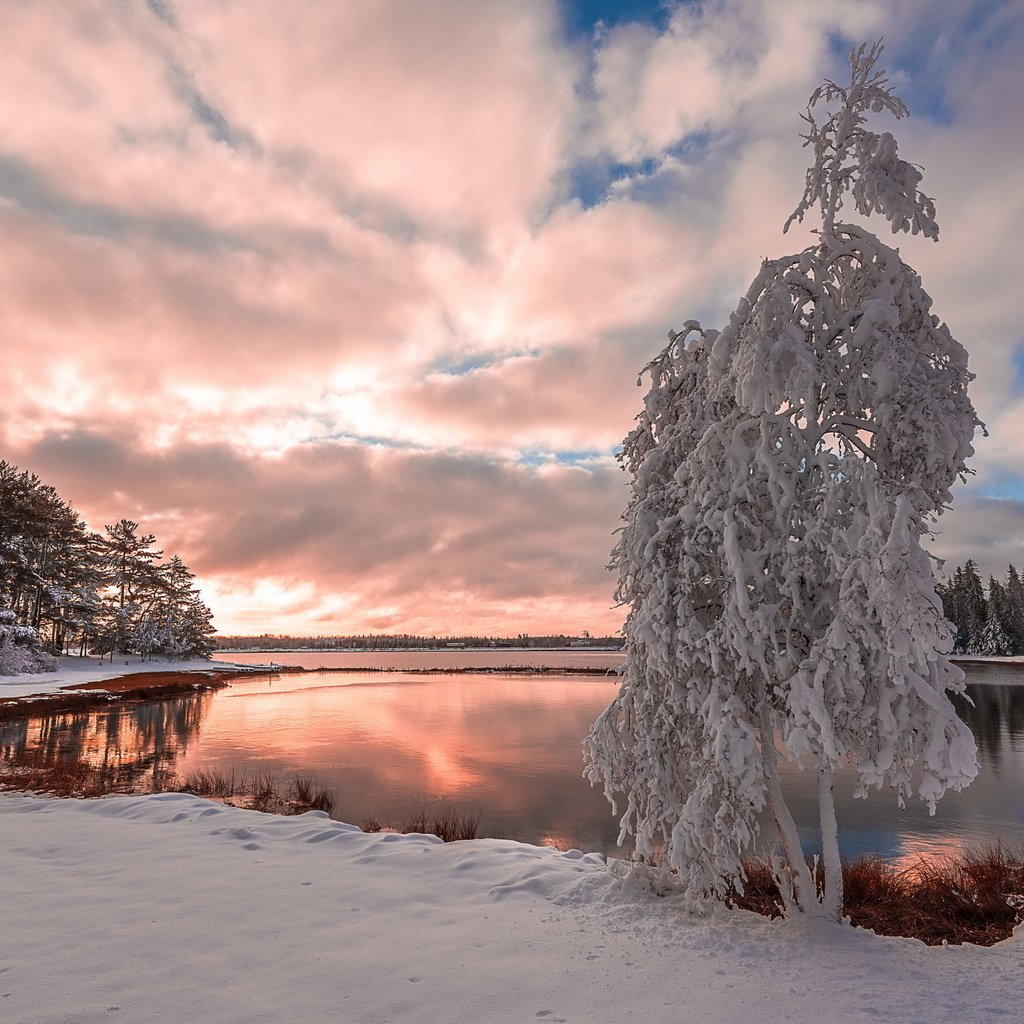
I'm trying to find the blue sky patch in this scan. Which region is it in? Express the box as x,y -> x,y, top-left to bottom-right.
429,349 -> 540,378
519,448 -> 616,469
429,352 -> 504,377
977,469 -> 1024,503
1009,347 -> 1024,396
566,133 -> 712,208
560,0 -> 678,38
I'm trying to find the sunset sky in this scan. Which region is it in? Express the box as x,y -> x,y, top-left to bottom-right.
2,0 -> 1021,637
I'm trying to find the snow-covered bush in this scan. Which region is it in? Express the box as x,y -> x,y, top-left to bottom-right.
584,44 -> 980,918
0,607 -> 58,675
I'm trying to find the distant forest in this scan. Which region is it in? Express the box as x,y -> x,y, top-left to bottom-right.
217,632 -> 625,651
0,460 -> 216,671
937,561 -> 1024,656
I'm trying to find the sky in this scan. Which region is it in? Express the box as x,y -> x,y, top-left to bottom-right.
1,0 -> 1022,638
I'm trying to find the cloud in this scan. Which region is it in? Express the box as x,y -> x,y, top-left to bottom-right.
0,0 -> 1021,633
14,428 -> 626,635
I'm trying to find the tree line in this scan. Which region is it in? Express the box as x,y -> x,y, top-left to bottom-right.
216,632 -> 624,651
936,560 -> 1024,657
0,460 -> 215,672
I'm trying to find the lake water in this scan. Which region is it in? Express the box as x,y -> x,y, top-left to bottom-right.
3,652 -> 1024,864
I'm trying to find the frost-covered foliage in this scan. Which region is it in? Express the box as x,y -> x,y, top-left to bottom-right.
0,607 -> 58,675
585,44 -> 980,917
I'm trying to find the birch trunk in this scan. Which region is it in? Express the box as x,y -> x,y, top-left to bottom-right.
757,695 -> 818,913
817,768 -> 843,921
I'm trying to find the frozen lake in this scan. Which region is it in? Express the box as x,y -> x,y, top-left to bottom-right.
3,652 -> 1023,862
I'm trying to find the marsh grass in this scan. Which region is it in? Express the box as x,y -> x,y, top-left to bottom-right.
286,772 -> 335,814
181,767 -> 242,797
0,751 -> 116,798
0,754 -> 336,819
400,805 -> 481,842
183,766 -> 337,818
729,847 -> 1024,945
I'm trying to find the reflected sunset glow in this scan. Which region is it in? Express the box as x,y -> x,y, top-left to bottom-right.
4,663 -> 1024,858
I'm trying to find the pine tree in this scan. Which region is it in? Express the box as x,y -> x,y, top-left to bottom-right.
958,561 -> 987,655
98,519 -> 164,658
585,44 -> 979,919
1004,565 -> 1024,655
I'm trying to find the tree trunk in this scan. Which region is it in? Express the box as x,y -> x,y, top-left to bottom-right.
756,693 -> 819,914
817,768 -> 843,921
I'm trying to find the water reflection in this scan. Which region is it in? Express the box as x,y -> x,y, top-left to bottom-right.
180,671 -> 623,852
0,693 -> 210,791
4,667 -> 1024,860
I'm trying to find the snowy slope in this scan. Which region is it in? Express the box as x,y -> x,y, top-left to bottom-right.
2,793 -> 1020,1024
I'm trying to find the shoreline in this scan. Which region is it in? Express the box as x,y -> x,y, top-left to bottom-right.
2,654 -> 1018,724
0,668 -> 261,723
0,662 -> 618,724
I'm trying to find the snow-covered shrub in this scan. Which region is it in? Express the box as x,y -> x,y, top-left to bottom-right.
0,608 -> 58,674
584,44 -> 980,919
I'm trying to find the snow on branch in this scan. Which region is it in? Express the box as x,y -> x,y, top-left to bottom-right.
785,41 -> 939,240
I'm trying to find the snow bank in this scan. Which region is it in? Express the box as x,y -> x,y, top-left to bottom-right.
0,654 -> 252,701
2,793 -> 1020,1024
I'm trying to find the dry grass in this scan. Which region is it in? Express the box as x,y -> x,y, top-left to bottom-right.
181,767 -> 242,797
400,805 -> 481,842
0,751 -> 118,798
729,847 -> 1024,945
246,771 -> 279,813
1,753 -> 337,819
183,766 -> 336,818
286,772 -> 335,815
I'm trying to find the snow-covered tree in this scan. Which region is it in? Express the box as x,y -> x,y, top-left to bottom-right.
585,43 -> 979,918
977,599 -> 1012,657
0,607 -> 57,675
149,556 -> 217,659
97,519 -> 163,658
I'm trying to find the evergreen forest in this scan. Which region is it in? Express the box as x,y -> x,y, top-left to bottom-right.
0,460 -> 216,672
937,561 -> 1024,656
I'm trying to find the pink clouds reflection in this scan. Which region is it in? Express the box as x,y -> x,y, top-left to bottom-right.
1,1 -> 1022,634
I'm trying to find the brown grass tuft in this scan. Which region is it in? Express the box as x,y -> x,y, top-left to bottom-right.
286,772 -> 335,815
400,804 -> 481,842
181,767 -> 242,797
728,847 -> 1024,945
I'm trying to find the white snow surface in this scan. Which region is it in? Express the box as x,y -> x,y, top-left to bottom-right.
0,655 -> 253,700
2,792 -> 1021,1024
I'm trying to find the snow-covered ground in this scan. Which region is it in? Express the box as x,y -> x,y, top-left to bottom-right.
2,792 -> 1021,1024
0,655 -> 260,701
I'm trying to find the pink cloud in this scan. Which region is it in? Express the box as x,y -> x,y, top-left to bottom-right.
0,0 -> 1020,635
10,429 -> 626,636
